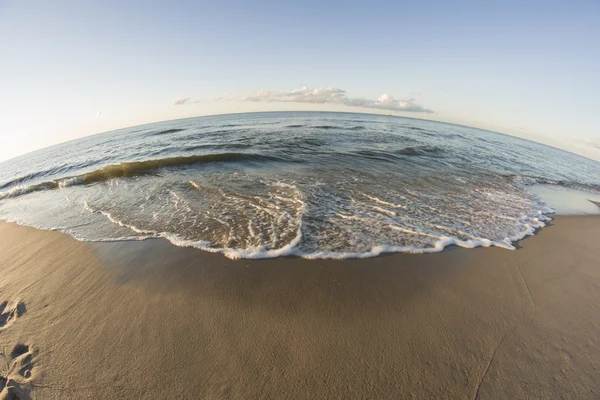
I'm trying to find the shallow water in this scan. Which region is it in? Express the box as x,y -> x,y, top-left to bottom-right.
1,111 -> 599,259
528,184 -> 600,215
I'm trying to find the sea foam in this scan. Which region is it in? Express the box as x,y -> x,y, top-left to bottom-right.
0,112 -> 598,260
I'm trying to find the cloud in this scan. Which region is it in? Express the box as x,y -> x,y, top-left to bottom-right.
235,86 -> 433,113
95,111 -> 102,117
345,93 -> 433,113
238,86 -> 348,104
198,86 -> 433,113
171,97 -> 191,105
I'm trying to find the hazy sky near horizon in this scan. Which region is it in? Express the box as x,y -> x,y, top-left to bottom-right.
0,0 -> 599,162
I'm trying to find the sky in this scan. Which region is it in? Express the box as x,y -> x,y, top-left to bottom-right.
0,0 -> 599,162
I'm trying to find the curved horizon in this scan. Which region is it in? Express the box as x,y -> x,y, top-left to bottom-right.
2,110 -> 599,166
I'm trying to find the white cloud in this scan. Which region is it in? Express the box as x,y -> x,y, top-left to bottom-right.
171,97 -> 191,105
345,93 -> 433,113
95,111 -> 102,117
235,86 -> 433,113
195,86 -> 433,113
238,86 -> 348,104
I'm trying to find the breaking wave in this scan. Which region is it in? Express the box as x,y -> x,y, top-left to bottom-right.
1,111 -> 600,260
0,153 -> 287,200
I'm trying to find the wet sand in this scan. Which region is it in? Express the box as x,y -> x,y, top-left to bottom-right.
0,216 -> 599,399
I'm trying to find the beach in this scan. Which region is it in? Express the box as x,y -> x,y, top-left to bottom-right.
1,215 -> 599,399
2,1 -> 598,397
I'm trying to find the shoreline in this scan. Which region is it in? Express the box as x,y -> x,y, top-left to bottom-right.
0,209 -> 553,260
1,216 -> 599,398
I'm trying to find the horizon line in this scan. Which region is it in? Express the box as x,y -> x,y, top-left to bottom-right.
1,110 -> 598,166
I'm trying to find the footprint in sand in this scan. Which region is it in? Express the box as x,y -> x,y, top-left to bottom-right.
0,344 -> 37,400
0,301 -> 26,329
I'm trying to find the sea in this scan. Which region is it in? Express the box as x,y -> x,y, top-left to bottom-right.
1,111 -> 599,259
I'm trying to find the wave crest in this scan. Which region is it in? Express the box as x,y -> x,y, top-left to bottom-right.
0,153 -> 285,200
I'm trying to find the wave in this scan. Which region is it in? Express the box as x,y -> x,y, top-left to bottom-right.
0,171 -> 52,191
0,186 -> 555,260
407,126 -> 429,132
146,128 -> 187,137
0,164 -> 74,191
220,124 -> 242,128
395,146 -> 443,156
83,198 -> 307,260
77,200 -> 551,260
313,125 -> 338,129
281,124 -> 365,131
80,153 -> 283,184
406,126 -> 440,137
273,137 -> 327,149
353,146 -> 444,162
182,143 -> 252,152
353,150 -> 400,163
510,175 -> 600,196
0,155 -> 124,191
0,153 -> 286,200
0,181 -> 60,200
311,125 -> 364,130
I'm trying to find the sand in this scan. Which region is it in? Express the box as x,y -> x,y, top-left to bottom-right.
0,216 -> 599,399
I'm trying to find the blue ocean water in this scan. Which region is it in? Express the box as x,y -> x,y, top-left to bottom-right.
1,112 -> 599,259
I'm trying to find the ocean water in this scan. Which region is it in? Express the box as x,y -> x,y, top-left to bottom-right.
1,111 -> 599,259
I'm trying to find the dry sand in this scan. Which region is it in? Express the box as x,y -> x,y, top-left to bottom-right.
0,215 -> 599,399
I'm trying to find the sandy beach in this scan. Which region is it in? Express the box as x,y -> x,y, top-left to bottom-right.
1,215 -> 599,399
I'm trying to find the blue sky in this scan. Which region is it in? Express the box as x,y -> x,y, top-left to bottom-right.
1,0 -> 599,161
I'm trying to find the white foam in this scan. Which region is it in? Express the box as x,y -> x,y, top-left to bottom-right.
2,172 -> 561,261
81,207 -> 553,260
58,177 -> 83,188
2,191 -> 556,260
372,206 -> 397,216
82,195 -> 308,260
189,180 -> 201,190
361,193 -> 408,209
0,175 -> 88,200
0,185 -> 38,200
